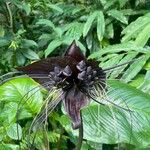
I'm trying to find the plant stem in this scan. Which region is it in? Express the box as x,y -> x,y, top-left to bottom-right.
75,112 -> 83,150
57,127 -> 65,150
19,11 -> 28,30
5,2 -> 13,32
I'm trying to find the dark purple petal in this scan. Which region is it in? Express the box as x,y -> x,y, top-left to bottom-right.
63,65 -> 72,76
65,41 -> 85,62
16,56 -> 77,84
63,87 -> 89,129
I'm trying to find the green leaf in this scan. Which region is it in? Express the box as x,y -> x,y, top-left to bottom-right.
0,26 -> 5,37
36,19 -> 55,29
129,74 -> 145,87
105,23 -> 114,38
107,9 -> 128,24
118,0 -> 128,8
99,0 -> 107,7
82,80 -> 150,147
83,11 -> 98,37
104,1 -> 116,10
45,39 -> 62,57
121,55 -> 150,82
89,42 -> 150,59
48,4 -> 63,13
0,143 -> 19,150
0,77 -> 43,114
65,22 -> 84,40
110,52 -> 138,78
97,11 -> 105,41
22,2 -> 31,15
22,49 -> 39,60
22,39 -> 38,48
0,39 -> 9,47
0,103 -> 18,124
100,54 -> 124,69
121,13 -> 150,42
76,40 -> 86,55
16,52 -> 26,66
7,123 -> 22,140
139,71 -> 150,93
135,23 -> 150,47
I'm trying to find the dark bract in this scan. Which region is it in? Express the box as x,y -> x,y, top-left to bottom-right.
17,41 -> 106,129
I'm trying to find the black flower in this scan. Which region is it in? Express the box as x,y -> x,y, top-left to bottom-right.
17,41 -> 106,129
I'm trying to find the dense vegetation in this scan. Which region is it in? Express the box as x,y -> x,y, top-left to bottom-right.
0,0 -> 150,149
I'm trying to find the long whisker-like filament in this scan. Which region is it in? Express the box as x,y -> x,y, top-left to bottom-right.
103,59 -> 139,72
98,80 -> 147,144
16,80 -> 53,148
28,88 -> 63,149
95,83 -> 121,143
0,74 -> 28,84
87,79 -> 136,145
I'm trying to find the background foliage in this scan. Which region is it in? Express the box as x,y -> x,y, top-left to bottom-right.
0,0 -> 150,149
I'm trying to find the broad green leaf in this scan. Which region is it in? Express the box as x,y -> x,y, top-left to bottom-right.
16,52 -> 26,66
0,143 -> 19,150
97,11 -> 105,41
76,40 -> 86,55
48,4 -> 63,13
0,102 -> 31,125
0,103 -> 18,124
135,23 -> 150,47
121,13 -> 150,42
65,22 -> 84,40
110,52 -> 138,78
89,42 -> 150,59
22,39 -> 38,48
144,59 -> 150,70
0,127 -> 5,141
0,26 -> 4,37
83,11 -> 98,37
104,1 -> 116,10
139,71 -> 150,93
36,19 -> 55,29
0,77 -> 43,114
22,49 -> 39,60
22,2 -> 31,15
14,2 -> 31,15
7,123 -> 22,140
82,80 -> 150,147
0,39 -> 9,47
107,9 -> 128,24
129,74 -> 145,87
99,0 -> 107,7
121,55 -> 150,82
100,54 -> 124,69
105,23 -> 114,38
45,39 -> 62,57
118,0 -> 128,8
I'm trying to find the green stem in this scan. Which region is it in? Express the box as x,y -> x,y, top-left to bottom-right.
5,2 -> 13,32
75,112 -> 83,150
57,127 -> 65,150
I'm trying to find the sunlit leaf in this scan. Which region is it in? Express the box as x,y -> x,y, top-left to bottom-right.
97,11 -> 105,41
83,11 -> 98,37
7,123 -> 22,140
89,42 -> 150,59
135,23 -> 150,47
121,55 -> 150,82
0,77 -> 43,114
122,13 -> 150,42
22,49 -> 39,60
107,9 -> 128,24
82,80 -> 150,147
45,39 -> 62,57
